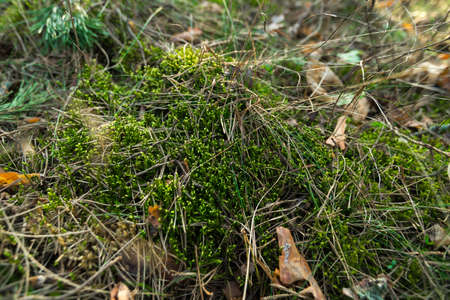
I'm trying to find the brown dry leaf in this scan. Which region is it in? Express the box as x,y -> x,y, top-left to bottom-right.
411,61 -> 448,85
326,116 -> 347,150
24,117 -> 41,124
276,226 -> 325,300
436,66 -> 450,92
427,224 -> 450,249
147,204 -> 161,236
223,281 -> 242,300
346,97 -> 370,122
375,0 -> 394,9
29,275 -> 47,289
199,1 -> 223,14
402,22 -> 414,33
438,53 -> 450,60
171,27 -> 202,43
110,282 -> 135,300
0,172 -> 40,187
306,59 -> 344,102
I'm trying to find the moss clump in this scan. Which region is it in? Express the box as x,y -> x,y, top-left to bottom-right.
51,46 -> 332,276
45,45 -> 448,298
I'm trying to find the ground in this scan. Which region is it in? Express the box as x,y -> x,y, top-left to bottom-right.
0,0 -> 449,299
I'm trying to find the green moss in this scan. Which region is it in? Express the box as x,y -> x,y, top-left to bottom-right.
51,46 -> 332,273
46,45 -> 448,297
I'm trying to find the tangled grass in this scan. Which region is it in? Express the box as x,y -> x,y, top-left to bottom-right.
0,0 -> 449,299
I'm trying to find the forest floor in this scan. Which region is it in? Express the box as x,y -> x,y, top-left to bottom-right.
0,1 -> 449,299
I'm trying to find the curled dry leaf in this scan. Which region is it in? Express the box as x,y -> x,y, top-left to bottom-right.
427,224 -> 450,249
346,96 -> 370,122
326,116 -> 347,150
0,172 -> 40,187
110,282 -> 135,300
342,274 -> 390,300
147,204 -> 161,236
306,59 -> 344,102
276,226 -> 325,300
171,27 -> 202,43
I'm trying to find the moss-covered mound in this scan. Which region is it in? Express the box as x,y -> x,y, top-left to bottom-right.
51,45 -> 333,279
3,44 -> 447,298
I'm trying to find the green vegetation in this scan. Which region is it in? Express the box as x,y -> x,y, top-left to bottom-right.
0,0 -> 448,299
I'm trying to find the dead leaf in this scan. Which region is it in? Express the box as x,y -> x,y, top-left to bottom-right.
427,224 -> 450,249
199,1 -> 223,14
342,274 -> 390,300
24,117 -> 41,124
110,282 -> 135,300
276,226 -> 325,300
438,53 -> 450,60
436,66 -> 450,92
171,27 -> 202,43
326,116 -> 347,150
128,20 -> 137,33
18,135 -> 35,156
0,172 -> 40,187
147,204 -> 161,236
29,275 -> 47,289
411,61 -> 448,85
402,22 -> 414,33
223,281 -> 242,300
375,0 -> 394,9
346,96 -> 370,122
306,59 -> 344,102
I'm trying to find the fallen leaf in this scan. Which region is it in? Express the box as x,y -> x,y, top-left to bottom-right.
18,135 -> 35,156
110,282 -> 135,300
326,116 -> 347,150
411,61 -> 448,85
427,224 -> 450,249
375,0 -> 394,9
0,172 -> 40,187
199,1 -> 224,14
24,117 -> 41,124
348,96 -> 370,122
306,59 -> 344,102
29,275 -> 47,289
436,66 -> 450,92
147,204 -> 161,236
437,53 -> 450,60
128,20 -> 137,33
223,281 -> 242,300
342,274 -> 390,300
171,27 -> 202,43
402,22 -> 414,33
276,226 -> 325,300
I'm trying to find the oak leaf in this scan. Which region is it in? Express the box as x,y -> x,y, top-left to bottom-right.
276,226 -> 325,299
0,172 -> 40,187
